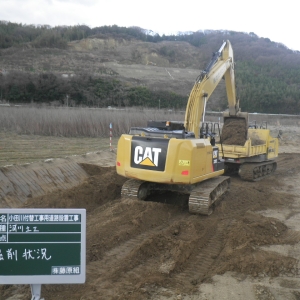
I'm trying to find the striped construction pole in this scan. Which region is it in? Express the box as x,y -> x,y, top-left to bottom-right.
110,123 -> 113,151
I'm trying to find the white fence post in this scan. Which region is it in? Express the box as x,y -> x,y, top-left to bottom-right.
110,123 -> 113,151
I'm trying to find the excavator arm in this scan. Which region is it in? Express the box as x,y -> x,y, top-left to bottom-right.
184,40 -> 240,138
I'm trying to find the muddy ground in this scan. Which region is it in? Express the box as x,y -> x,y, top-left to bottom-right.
1,127 -> 300,299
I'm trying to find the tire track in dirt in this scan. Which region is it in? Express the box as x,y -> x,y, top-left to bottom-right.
87,212 -> 232,298
173,219 -> 232,288
85,209 -> 189,299
85,201 -> 233,299
88,219 -> 176,274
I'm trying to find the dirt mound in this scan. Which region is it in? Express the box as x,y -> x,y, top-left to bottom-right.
23,165 -> 127,212
221,117 -> 248,145
213,212 -> 298,278
1,153 -> 300,299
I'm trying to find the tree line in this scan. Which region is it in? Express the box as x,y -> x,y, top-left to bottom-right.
0,71 -> 186,109
235,61 -> 300,114
0,22 -> 182,49
1,21 -> 300,114
0,21 -> 268,50
1,65 -> 300,113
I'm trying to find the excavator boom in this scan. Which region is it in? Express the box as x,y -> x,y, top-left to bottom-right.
184,40 -> 241,138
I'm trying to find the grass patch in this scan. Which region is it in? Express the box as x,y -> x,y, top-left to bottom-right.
0,106 -> 184,166
0,132 -> 118,167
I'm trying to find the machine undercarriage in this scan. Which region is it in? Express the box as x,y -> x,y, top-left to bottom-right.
121,176 -> 230,215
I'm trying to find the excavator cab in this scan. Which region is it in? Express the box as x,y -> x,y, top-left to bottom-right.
200,122 -> 222,146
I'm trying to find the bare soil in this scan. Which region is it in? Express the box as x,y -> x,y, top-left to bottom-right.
1,127 -> 300,299
221,117 -> 248,145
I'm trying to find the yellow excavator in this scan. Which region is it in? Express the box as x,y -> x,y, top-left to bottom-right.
116,40 -> 277,215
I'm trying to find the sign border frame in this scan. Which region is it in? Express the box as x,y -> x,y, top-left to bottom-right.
0,208 -> 86,284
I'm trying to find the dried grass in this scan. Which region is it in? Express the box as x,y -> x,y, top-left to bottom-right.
0,106 -> 184,137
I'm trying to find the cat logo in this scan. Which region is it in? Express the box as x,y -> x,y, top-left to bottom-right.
134,146 -> 161,167
130,136 -> 169,171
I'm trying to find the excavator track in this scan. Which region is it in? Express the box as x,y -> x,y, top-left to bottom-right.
121,179 -> 147,199
188,176 -> 230,215
239,161 -> 277,181
122,177 -> 230,216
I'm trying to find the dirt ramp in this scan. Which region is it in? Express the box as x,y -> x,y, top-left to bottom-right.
0,151 -> 116,208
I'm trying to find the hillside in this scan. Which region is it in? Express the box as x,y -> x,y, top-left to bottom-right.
0,24 -> 300,113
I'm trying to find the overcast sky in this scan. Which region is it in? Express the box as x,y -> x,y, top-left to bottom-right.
1,0 -> 299,51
